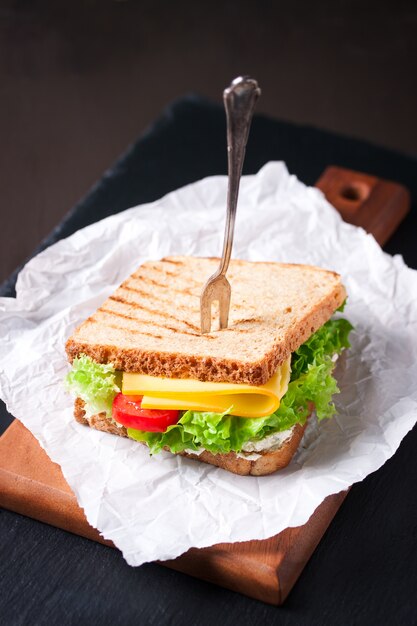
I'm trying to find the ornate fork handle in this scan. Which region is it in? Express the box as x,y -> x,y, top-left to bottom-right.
200,77 -> 260,334
217,76 -> 261,277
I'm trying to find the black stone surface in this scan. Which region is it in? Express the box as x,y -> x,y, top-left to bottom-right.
1,96 -> 417,624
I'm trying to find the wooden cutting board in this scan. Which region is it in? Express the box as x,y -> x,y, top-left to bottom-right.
0,166 -> 410,605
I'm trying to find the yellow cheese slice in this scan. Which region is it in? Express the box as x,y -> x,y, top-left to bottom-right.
122,356 -> 291,418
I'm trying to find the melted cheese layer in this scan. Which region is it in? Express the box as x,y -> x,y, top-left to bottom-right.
122,356 -> 291,418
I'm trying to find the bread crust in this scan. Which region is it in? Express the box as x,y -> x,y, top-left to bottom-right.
74,398 -> 308,476
179,422 -> 307,475
66,257 -> 346,385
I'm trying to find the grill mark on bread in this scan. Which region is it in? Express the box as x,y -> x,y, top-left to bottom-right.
99,307 -> 140,322
109,294 -> 143,306
109,294 -> 159,314
223,327 -> 252,334
108,295 -> 200,332
85,318 -> 164,340
130,268 -> 200,295
134,262 -> 200,284
118,286 -> 155,300
162,259 -> 185,266
126,281 -> 196,297
235,317 -> 262,325
99,307 -> 203,338
170,287 -> 196,296
127,277 -> 167,290
147,265 -> 176,277
122,285 -> 198,312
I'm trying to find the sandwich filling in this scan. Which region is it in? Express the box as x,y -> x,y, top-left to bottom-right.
66,312 -> 352,456
121,359 -> 291,418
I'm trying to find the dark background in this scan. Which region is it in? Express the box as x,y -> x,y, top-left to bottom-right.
0,0 -> 416,284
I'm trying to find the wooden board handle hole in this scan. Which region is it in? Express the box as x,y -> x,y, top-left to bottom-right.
340,182 -> 371,203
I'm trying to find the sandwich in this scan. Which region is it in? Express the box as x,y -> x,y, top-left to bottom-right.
65,256 -> 352,476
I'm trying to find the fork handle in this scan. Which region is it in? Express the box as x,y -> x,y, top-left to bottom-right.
218,76 -> 261,275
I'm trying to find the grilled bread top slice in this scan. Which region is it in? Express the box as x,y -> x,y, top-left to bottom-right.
65,256 -> 346,385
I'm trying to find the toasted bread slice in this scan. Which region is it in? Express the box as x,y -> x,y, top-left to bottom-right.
74,398 -> 308,476
66,257 -> 345,385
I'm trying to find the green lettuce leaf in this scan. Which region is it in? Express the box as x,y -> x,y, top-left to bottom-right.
65,354 -> 120,418
336,298 -> 347,313
290,317 -> 353,380
128,317 -> 353,455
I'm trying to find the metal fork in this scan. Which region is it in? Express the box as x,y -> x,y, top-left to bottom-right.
200,76 -> 261,334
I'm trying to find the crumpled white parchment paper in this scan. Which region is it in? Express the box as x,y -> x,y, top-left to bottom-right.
1,162 -> 417,565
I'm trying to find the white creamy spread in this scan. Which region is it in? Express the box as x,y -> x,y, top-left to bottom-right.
241,427 -> 295,453
184,426 -> 296,461
235,451 -> 262,461
184,448 -> 205,456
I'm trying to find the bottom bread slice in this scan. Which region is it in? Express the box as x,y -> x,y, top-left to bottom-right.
74,398 -> 308,476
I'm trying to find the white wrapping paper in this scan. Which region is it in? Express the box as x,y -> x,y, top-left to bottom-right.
1,162 -> 417,565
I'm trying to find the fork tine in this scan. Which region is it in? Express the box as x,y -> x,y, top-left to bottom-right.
218,279 -> 231,329
200,275 -> 232,334
200,286 -> 213,334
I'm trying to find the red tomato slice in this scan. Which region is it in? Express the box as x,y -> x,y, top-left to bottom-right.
112,393 -> 180,433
